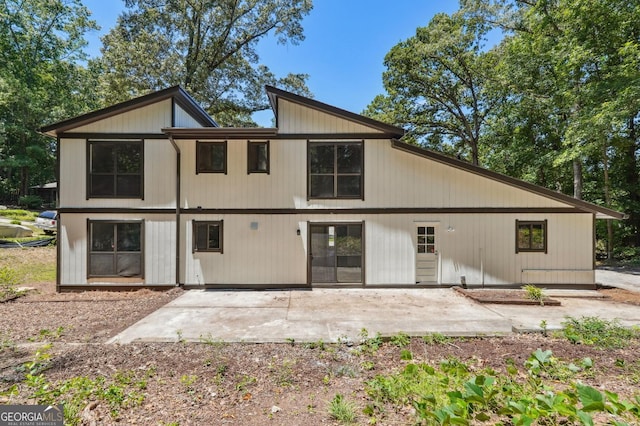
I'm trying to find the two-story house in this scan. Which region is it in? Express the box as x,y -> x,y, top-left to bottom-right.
41,85 -> 623,291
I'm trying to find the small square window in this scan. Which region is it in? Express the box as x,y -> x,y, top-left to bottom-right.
193,220 -> 223,253
516,220 -> 547,253
248,141 -> 269,174
197,141 -> 226,174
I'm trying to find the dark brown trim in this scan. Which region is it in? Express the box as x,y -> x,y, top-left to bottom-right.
277,133 -> 399,140
86,219 -> 145,279
170,98 -> 176,127
164,127 -> 278,140
306,220 -> 311,286
41,86 -> 216,135
192,220 -> 223,253
515,219 -> 547,254
391,139 -> 626,220
86,139 -> 145,200
59,208 -> 175,214
265,85 -> 405,137
59,132 -> 167,140
180,207 -> 588,215
592,213 -> 596,270
167,135 -> 181,286
196,140 -> 227,175
247,140 -> 270,174
57,207 -> 592,215
362,220 -> 366,287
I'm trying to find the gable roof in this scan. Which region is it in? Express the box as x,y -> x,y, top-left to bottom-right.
265,85 -> 405,137
40,86 -> 217,136
391,140 -> 625,220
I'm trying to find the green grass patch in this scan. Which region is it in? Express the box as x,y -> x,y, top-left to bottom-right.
0,209 -> 38,222
327,393 -> 358,424
0,247 -> 56,285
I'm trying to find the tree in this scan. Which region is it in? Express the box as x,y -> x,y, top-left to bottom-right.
0,0 -> 98,197
365,11 -> 499,165
94,0 -> 313,126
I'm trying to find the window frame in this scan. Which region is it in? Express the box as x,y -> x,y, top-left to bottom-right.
196,141 -> 227,174
86,140 -> 144,199
87,219 -> 144,278
247,140 -> 270,174
192,220 -> 224,253
307,140 -> 364,200
516,219 -> 547,253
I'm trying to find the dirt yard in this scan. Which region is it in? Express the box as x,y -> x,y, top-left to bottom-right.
1,247 -> 640,425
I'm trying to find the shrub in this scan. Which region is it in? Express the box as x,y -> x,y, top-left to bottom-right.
18,195 -> 43,210
561,316 -> 638,349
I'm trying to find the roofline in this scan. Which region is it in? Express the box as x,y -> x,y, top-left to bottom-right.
265,85 -> 405,137
40,86 -> 217,136
163,127 -> 279,139
391,139 -> 626,220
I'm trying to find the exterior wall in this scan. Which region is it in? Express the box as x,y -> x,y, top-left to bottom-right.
180,213 -> 594,286
277,99 -> 384,134
178,137 -> 570,210
174,104 -> 206,128
72,100 -> 172,133
59,138 -> 177,208
58,213 -> 176,286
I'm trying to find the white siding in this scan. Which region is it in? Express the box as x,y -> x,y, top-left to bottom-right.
73,100 -> 172,133
59,138 -> 176,208
59,213 -> 176,286
178,137 -> 572,210
180,213 -> 594,286
174,104 -> 207,128
277,100 -> 384,134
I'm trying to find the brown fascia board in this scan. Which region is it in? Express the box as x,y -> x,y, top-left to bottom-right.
265,85 -> 405,137
40,86 -> 217,136
391,139 -> 626,220
163,127 -> 279,139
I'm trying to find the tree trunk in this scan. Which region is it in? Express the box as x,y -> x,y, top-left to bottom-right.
573,159 -> 582,199
624,117 -> 640,246
602,143 -> 613,259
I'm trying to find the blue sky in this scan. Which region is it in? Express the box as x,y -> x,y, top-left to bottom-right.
82,0 -> 461,125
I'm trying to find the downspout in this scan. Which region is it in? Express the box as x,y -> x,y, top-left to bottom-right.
168,135 -> 182,287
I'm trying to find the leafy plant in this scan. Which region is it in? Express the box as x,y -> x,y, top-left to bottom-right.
423,333 -> 452,345
522,284 -> 545,305
561,316 -> 638,349
390,332 -> 411,347
328,393 -> 358,424
18,195 -> 43,209
0,266 -> 25,301
359,328 -> 383,354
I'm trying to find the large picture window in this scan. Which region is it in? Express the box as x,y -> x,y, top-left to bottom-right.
197,141 -> 227,174
193,220 -> 223,253
308,141 -> 363,199
516,220 -> 547,253
88,141 -> 143,198
88,220 -> 143,277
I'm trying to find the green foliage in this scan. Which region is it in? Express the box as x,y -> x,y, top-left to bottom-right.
365,349 -> 640,425
327,393 -> 358,424
0,266 -> 25,301
423,333 -> 453,345
0,210 -> 38,221
94,0 -> 313,126
522,284 -> 545,305
561,316 -> 638,349
359,328 -> 383,354
17,195 -> 42,209
390,332 -> 410,348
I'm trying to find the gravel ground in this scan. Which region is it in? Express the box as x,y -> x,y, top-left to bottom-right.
1,247 -> 640,425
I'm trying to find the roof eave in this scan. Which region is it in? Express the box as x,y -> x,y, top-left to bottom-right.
163,127 -> 279,139
391,139 -> 626,220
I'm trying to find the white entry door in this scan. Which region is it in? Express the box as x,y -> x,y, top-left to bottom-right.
416,225 -> 438,283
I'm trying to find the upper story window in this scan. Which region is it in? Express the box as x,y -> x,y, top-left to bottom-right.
308,141 -> 363,199
248,141 -> 269,174
197,141 -> 227,174
516,220 -> 547,253
88,140 -> 143,199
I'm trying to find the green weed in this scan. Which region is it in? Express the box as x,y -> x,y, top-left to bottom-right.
422,333 -> 452,345
359,328 -> 383,354
561,316 -> 638,349
328,393 -> 358,424
390,331 -> 410,347
522,284 -> 545,305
